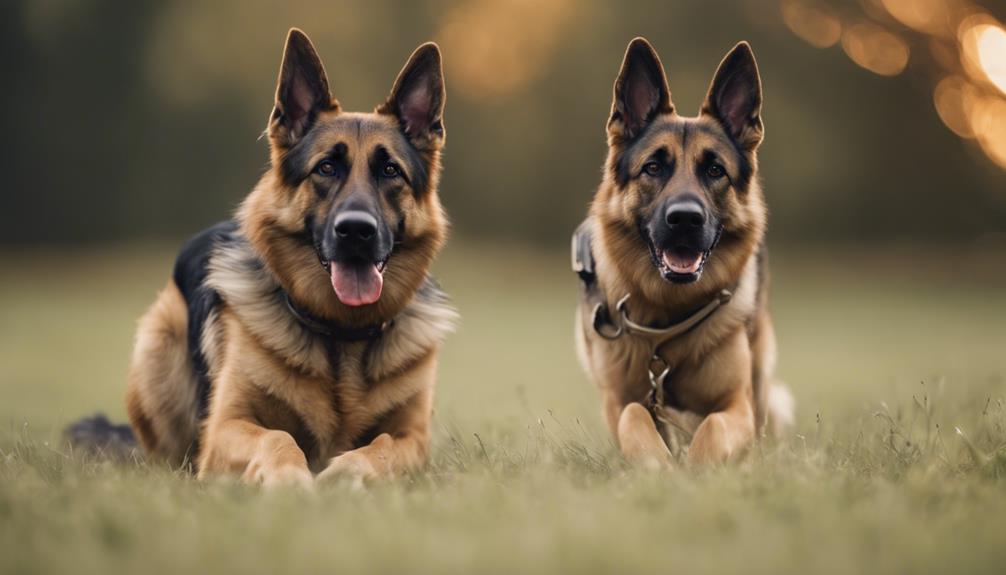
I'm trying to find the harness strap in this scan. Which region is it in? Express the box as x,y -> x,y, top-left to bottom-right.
574,220 -> 626,340
614,290 -> 733,341
571,219 -> 597,283
631,289 -> 733,418
572,217 -> 736,424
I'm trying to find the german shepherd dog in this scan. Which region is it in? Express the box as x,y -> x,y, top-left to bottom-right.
113,30 -> 455,487
573,39 -> 793,469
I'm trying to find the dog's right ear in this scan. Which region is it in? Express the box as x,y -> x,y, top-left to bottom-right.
608,38 -> 674,140
268,29 -> 338,147
378,43 -> 446,152
701,42 -> 764,150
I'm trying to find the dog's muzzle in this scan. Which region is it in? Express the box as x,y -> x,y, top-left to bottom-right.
646,196 -> 722,284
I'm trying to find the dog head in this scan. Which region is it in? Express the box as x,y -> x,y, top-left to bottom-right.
595,38 -> 766,299
243,29 -> 448,321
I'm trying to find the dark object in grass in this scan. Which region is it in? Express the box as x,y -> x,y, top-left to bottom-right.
64,413 -> 138,460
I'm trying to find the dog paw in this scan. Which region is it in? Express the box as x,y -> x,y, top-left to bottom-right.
317,450 -> 381,485
243,462 -> 314,490
618,403 -> 674,471
687,413 -> 738,466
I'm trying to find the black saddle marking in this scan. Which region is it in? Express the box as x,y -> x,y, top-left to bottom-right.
172,220 -> 240,420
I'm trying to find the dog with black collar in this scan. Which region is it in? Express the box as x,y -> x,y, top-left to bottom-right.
111,29 -> 456,487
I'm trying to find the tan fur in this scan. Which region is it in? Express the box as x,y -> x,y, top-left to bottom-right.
125,30 -> 454,487
576,39 -> 793,469
125,282 -> 200,467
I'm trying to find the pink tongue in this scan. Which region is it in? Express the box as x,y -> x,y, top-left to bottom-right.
663,250 -> 703,274
330,262 -> 384,306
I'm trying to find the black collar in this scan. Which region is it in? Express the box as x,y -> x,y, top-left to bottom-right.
282,291 -> 393,342
297,233 -> 393,341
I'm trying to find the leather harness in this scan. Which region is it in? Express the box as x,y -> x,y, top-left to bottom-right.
572,219 -> 734,429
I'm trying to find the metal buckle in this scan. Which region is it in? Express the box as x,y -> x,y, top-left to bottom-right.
648,355 -> 670,393
592,303 -> 623,340
647,354 -> 670,408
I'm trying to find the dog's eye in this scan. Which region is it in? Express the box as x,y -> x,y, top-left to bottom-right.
381,163 -> 400,178
643,161 -> 663,177
706,163 -> 726,179
315,160 -> 337,177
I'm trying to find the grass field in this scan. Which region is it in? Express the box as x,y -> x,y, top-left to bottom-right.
2,241 -> 1005,574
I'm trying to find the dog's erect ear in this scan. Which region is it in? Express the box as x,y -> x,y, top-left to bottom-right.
379,43 -> 445,150
702,42 -> 764,149
269,29 -> 337,146
608,38 -> 673,140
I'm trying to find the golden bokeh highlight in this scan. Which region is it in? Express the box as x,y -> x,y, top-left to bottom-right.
781,0 -> 842,48
783,1 -> 1006,170
436,0 -> 574,101
933,76 -> 980,138
880,0 -> 956,36
969,94 -> 1006,169
958,14 -> 997,84
973,24 -> 1006,95
923,9 -> 1006,171
841,22 -> 910,76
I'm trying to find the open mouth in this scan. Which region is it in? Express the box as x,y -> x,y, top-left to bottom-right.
655,246 -> 709,283
309,235 -> 392,307
328,256 -> 389,307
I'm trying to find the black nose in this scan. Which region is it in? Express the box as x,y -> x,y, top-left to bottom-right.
665,201 -> 706,229
334,211 -> 377,243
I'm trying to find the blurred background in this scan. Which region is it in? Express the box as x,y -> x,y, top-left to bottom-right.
1,0 -> 1005,435
3,4 -> 1006,572
2,0 -> 1005,246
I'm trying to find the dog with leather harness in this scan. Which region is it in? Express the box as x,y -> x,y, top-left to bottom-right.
573,38 -> 793,469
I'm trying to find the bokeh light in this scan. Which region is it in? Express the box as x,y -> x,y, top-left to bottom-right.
959,15 -> 998,85
880,0 -> 956,36
842,22 -> 910,76
781,0 -> 1006,171
933,76 -> 980,138
436,0 -> 574,101
969,94 -> 1006,169
781,0 -> 842,48
961,21 -> 1006,96
972,23 -> 1006,95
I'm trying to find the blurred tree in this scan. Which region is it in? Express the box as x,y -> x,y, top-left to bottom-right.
1,1 -> 162,243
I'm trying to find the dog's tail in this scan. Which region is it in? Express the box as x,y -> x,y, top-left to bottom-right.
63,413 -> 138,460
765,383 -> 795,439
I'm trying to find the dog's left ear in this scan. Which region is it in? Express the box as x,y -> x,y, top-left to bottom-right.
609,38 -> 674,140
269,29 -> 337,147
702,42 -> 764,149
379,43 -> 445,150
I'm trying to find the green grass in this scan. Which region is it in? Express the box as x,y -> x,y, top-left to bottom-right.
2,241 -> 1006,574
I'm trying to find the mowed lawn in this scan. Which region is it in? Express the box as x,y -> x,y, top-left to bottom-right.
1,241 -> 1005,574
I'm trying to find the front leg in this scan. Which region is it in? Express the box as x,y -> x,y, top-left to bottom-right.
616,400 -> 673,470
597,357 -> 672,470
687,331 -> 757,465
198,418 -> 313,489
196,345 -> 313,489
688,393 -> 755,465
318,384 -> 433,482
